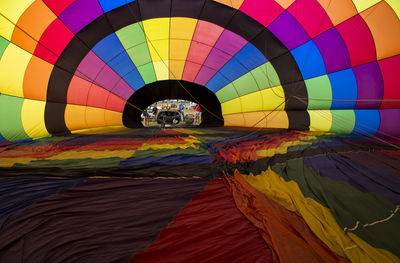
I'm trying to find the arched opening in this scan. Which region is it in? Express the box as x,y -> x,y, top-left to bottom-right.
123,80 -> 223,128
141,99 -> 202,127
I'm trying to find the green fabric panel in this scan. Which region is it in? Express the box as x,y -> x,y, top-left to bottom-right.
126,42 -> 153,66
233,72 -> 258,97
133,148 -> 209,158
116,22 -> 146,48
0,95 -> 29,141
137,63 -> 157,84
271,158 -> 400,257
14,158 -> 123,169
216,83 -> 239,103
0,36 -> 10,60
330,110 -> 355,134
252,62 -> 280,90
305,75 -> 332,110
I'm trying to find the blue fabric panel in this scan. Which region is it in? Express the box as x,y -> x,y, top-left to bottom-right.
119,154 -> 211,167
353,109 -> 380,135
291,40 -> 326,79
328,68 -> 357,109
234,43 -> 267,71
206,72 -> 230,93
93,33 -> 125,63
219,58 -> 248,81
304,154 -> 400,205
98,0 -> 135,13
123,68 -> 146,91
0,177 -> 84,228
0,133 -> 7,143
107,51 -> 137,76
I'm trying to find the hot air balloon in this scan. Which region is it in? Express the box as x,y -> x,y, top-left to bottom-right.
0,0 -> 399,262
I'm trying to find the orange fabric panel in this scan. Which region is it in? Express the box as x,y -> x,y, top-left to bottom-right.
67,76 -> 91,106
223,113 -> 246,127
23,56 -> 52,101
105,110 -> 123,126
11,0 -> 56,53
169,60 -> 186,79
275,0 -> 295,9
213,0 -> 245,9
85,107 -> 106,128
361,1 -> 400,59
226,172 -> 349,263
65,104 -> 88,131
317,0 -> 358,25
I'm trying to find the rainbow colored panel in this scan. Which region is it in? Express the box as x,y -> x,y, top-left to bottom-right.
0,0 -> 400,142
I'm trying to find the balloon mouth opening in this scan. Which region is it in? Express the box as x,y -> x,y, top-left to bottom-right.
122,80 -> 224,128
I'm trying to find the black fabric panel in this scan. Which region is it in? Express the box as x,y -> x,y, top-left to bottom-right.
46,67 -> 73,103
226,11 -> 264,42
252,29 -> 288,60
44,101 -> 69,135
53,36 -> 90,75
286,110 -> 310,130
105,1 -> 141,30
171,0 -> 206,18
270,52 -> 303,85
283,82 -> 308,110
200,0 -> 236,28
123,80 -> 224,127
138,0 -> 171,20
78,15 -> 114,48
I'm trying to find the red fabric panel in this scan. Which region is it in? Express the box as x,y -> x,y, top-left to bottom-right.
239,0 -> 284,28
226,171 -> 349,263
34,19 -> 74,64
131,178 -> 273,263
42,0 -> 76,15
288,0 -> 334,38
336,15 -> 376,67
378,55 -> 400,109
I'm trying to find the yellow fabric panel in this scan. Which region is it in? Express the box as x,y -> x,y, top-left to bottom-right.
257,141 -> 312,158
223,113 -> 245,127
21,99 -> 49,139
308,110 -> 332,132
11,0 -> 56,53
240,91 -> 263,113
261,86 -> 286,110
361,1 -> 400,59
243,169 -> 400,263
71,126 -> 128,135
221,97 -> 242,115
0,44 -> 32,97
275,0 -> 296,8
48,150 -> 135,160
65,104 -> 88,131
213,0 -> 244,9
170,17 -> 197,40
143,18 -> 170,41
0,0 -> 34,39
147,39 -> 169,61
153,60 -> 169,80
317,0 -> 358,25
170,39 -> 192,60
0,157 -> 36,167
137,136 -> 200,151
352,0 -> 382,13
386,0 -> 400,19
85,106 -> 106,128
169,60 -> 186,79
105,110 -> 123,126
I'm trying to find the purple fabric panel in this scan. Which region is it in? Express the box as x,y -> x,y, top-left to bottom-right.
203,48 -> 232,70
194,66 -> 218,86
0,178 -> 211,263
303,154 -> 400,205
267,11 -> 310,50
214,30 -> 247,56
76,51 -> 132,99
353,62 -> 384,109
111,78 -> 135,100
378,109 -> 400,138
313,28 -> 351,74
58,0 -> 104,34
75,51 -> 106,83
